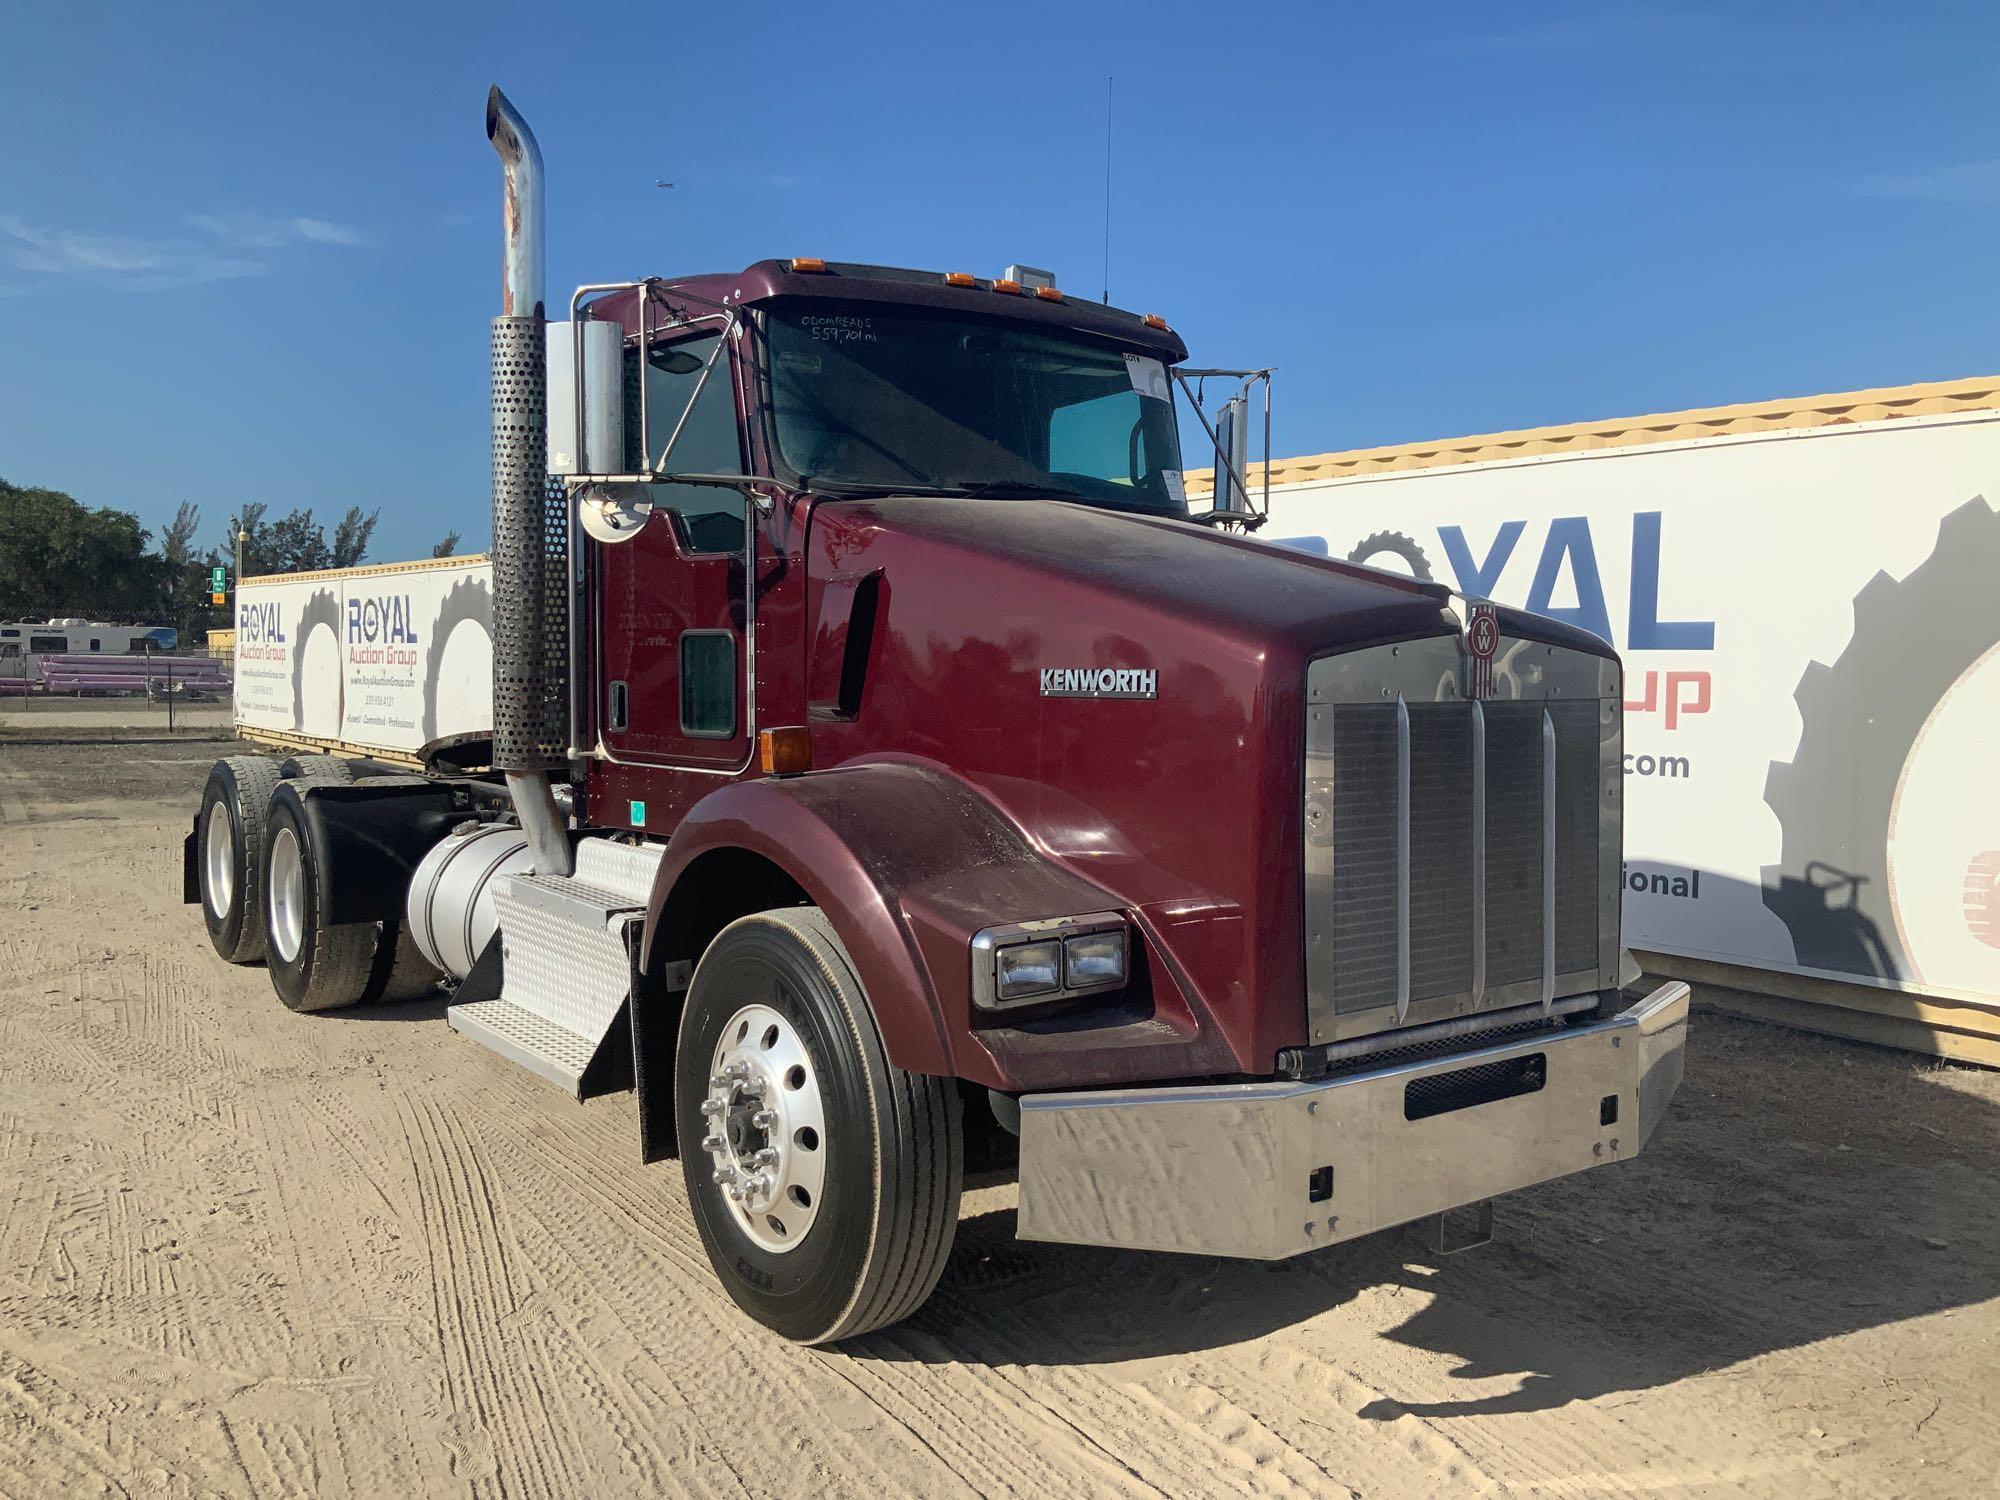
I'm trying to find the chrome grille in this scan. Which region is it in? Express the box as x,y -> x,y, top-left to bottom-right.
1303,633 -> 1620,1047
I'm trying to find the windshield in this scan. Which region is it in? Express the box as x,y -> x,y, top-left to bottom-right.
763,300 -> 1186,515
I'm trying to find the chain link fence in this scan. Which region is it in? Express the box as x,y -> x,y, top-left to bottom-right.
0,645 -> 235,739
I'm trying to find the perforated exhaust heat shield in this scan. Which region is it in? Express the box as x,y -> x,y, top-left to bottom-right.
489,316 -> 570,772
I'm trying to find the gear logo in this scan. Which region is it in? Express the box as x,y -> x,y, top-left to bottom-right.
422,574 -> 494,744
1762,496 -> 2000,985
1345,530 -> 1434,580
290,587 -> 343,737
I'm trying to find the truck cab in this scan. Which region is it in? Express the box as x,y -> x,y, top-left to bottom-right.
186,88 -> 1688,1346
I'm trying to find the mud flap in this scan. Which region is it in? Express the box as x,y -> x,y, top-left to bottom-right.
182,814 -> 201,905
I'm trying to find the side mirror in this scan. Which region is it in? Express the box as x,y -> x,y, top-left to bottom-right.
1213,393 -> 1250,515
546,319 -> 625,476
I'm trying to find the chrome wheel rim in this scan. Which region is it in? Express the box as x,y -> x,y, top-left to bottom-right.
204,802 -> 235,919
268,825 -> 306,964
702,1003 -> 826,1254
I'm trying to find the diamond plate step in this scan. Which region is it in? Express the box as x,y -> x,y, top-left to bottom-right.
447,838 -> 665,1097
448,998 -> 599,1094
573,837 -> 666,906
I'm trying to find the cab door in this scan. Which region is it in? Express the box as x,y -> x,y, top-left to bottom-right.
593,324 -> 752,770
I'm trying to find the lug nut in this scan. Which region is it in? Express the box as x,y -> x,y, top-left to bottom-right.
701,1133 -> 726,1153
724,1183 -> 745,1202
699,1098 -> 726,1117
751,1147 -> 779,1167
751,1109 -> 778,1130
711,1165 -> 738,1186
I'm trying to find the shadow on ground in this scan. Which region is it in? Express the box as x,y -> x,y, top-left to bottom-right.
863,1012 -> 2000,1419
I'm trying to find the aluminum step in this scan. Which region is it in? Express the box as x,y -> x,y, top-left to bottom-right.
447,997 -> 601,1093
446,838 -> 666,1097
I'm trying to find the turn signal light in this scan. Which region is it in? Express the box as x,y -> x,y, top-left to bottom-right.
790,257 -> 828,273
943,271 -> 977,287
1143,313 -> 1171,331
1034,286 -> 1064,302
758,726 -> 813,775
991,278 -> 1022,295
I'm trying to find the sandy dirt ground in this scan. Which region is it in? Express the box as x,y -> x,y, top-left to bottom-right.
1,742 -> 1996,1499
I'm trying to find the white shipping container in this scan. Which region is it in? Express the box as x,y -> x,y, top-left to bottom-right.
1217,378 -> 2000,1012
233,555 -> 494,761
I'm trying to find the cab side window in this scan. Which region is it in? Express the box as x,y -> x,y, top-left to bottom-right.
632,332 -> 746,554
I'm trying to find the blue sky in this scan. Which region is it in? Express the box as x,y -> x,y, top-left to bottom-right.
4,1 -> 1997,563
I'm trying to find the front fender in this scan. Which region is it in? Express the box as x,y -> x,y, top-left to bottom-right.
641,762 -> 1118,1082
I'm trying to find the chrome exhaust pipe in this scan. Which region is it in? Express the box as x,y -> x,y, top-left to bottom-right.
486,85 -> 570,877
485,86 -> 545,320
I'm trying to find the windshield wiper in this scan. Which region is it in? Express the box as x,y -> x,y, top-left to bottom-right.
944,480 -> 1081,501
801,477 -> 1086,503
798,477 -> 930,500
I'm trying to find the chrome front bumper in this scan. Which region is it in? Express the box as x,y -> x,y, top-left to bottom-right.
1015,980 -> 1689,1259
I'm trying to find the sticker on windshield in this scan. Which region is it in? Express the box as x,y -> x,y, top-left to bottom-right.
1161,470 -> 1187,507
1124,353 -> 1169,402
799,314 -> 877,344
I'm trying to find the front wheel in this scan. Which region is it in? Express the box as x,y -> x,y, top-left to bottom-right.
676,908 -> 963,1344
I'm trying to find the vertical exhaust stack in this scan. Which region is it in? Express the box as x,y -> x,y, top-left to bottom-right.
485,86 -> 572,877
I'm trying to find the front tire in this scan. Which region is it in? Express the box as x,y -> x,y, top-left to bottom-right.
676,908 -> 962,1344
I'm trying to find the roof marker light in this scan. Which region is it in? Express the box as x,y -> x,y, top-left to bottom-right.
1143,313 -> 1172,331
1034,286 -> 1064,302
790,257 -> 827,273
943,272 -> 977,287
991,278 -> 1022,295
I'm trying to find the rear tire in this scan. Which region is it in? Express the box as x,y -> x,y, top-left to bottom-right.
676,908 -> 962,1344
277,753 -> 356,782
372,919 -> 444,1002
199,756 -> 285,963
260,793 -> 379,1012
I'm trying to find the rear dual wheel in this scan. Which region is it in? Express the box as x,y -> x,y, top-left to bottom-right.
200,756 -> 286,962
261,790 -> 441,1012
676,908 -> 963,1344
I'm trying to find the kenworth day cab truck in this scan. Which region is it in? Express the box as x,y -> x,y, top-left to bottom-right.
184,88 -> 1688,1344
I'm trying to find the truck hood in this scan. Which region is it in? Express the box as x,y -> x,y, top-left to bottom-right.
799,493 -> 1613,1084
824,496 -> 1612,660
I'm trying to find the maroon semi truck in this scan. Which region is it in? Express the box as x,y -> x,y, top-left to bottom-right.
185,87 -> 1688,1343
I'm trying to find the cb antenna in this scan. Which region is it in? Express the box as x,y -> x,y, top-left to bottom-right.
1102,75 -> 1113,305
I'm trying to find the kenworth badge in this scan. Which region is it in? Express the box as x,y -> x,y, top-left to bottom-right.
1039,667 -> 1158,700
1465,601 -> 1499,700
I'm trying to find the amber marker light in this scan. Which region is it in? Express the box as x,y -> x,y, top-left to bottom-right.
943,272 -> 977,287
758,727 -> 813,775
790,257 -> 828,273
1034,286 -> 1064,302
991,278 -> 1022,295
1143,313 -> 1171,331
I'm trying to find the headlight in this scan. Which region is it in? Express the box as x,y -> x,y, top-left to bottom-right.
1062,928 -> 1126,988
996,940 -> 1062,1001
971,912 -> 1129,1011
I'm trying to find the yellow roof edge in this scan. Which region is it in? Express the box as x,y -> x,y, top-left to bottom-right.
240,552 -> 490,587
1184,374 -> 2000,491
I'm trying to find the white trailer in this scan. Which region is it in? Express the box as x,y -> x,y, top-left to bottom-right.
1205,377 -> 2000,1062
229,555 -> 495,765
0,619 -> 178,679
